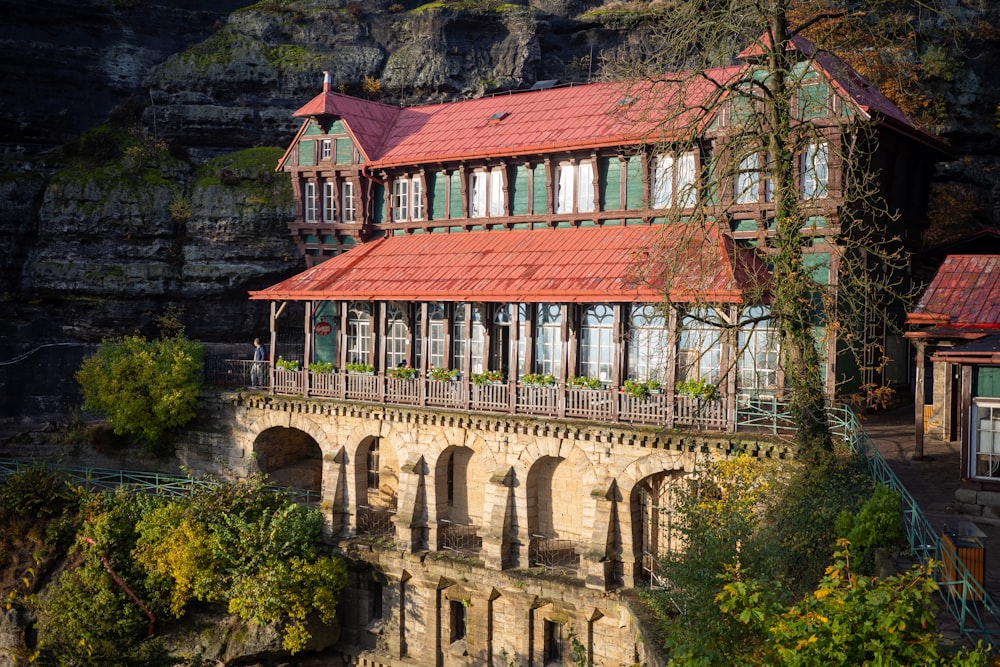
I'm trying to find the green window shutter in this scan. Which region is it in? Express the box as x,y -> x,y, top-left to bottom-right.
428,172 -> 445,219
372,184 -> 385,223
335,138 -> 353,164
977,367 -> 1000,398
449,173 -> 464,219
799,83 -> 829,119
600,157 -> 621,210
532,166 -> 548,214
299,140 -> 315,167
511,165 -> 530,215
624,155 -> 643,209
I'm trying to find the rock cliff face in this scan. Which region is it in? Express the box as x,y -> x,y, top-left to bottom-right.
1,0 -> 999,427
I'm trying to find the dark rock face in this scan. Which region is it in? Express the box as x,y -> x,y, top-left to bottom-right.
1,0 -> 999,428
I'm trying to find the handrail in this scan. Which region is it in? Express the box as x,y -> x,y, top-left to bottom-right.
834,406 -> 999,649
0,459 -> 321,505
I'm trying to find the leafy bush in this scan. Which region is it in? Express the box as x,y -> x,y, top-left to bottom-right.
75,334 -> 203,448
568,376 -> 602,389
717,542 -> 991,666
623,379 -> 660,397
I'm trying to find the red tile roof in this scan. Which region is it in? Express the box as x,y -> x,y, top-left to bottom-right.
907,255 -> 1000,329
250,224 -> 768,304
276,34 -> 945,172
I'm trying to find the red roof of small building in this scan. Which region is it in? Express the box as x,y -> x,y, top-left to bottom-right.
907,255 -> 1000,329
250,224 -> 769,304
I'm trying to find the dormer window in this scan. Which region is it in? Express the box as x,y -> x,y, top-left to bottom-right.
393,176 -> 424,222
321,139 -> 332,161
487,111 -> 509,124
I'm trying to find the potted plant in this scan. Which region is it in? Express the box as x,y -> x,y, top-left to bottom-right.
275,357 -> 300,371
308,361 -> 335,374
568,376 -> 602,389
623,379 -> 649,398
388,365 -> 417,379
471,370 -> 505,385
429,367 -> 459,382
521,372 -> 556,387
675,378 -> 719,400
346,361 -> 375,375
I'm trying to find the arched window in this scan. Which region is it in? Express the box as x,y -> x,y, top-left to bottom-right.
678,308 -> 722,382
366,439 -> 380,490
347,302 -> 371,365
628,305 -> 668,382
535,304 -> 562,376
579,304 -> 614,382
386,303 -> 407,369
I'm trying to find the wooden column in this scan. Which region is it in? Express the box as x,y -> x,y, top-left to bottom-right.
914,339 -> 926,459
304,301 -> 313,396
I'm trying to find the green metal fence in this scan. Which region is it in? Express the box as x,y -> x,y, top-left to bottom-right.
0,459 -> 320,505
736,403 -> 999,649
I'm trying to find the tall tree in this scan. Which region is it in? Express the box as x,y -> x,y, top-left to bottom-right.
604,0 -> 950,458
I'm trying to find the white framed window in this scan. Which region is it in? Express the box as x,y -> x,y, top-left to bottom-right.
323,181 -> 336,222
628,304 -> 668,382
470,172 -> 487,218
392,178 -> 409,222
737,306 -> 779,395
304,181 -> 318,223
534,303 -> 563,376
452,305 -> 486,375
347,301 -> 371,364
342,181 -> 356,223
321,139 -> 332,160
735,152 -> 761,204
386,304 -> 407,369
652,152 -> 697,209
470,169 -> 505,218
415,303 -> 446,370
801,142 -> 829,199
972,399 -> 1000,480
678,308 -> 722,383
489,169 -> 504,216
579,304 -> 614,382
554,162 -> 594,214
411,177 -> 424,220
577,162 -> 595,212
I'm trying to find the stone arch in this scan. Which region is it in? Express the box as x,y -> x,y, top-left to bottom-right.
352,433 -> 400,511
252,426 -> 322,495
520,438 -> 597,543
618,453 -> 695,587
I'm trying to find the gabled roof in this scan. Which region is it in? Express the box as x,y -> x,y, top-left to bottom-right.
276,35 -> 943,172
907,255 -> 1000,329
249,224 -> 768,304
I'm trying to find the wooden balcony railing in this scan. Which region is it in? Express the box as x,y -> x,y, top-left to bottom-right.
215,362 -> 739,431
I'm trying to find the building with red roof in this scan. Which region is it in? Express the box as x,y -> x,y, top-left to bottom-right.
907,255 -> 1000,508
233,34 -> 953,664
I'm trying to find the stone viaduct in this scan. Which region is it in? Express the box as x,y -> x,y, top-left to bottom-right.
180,390 -> 791,667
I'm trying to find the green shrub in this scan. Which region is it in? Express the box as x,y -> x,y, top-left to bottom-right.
308,361 -> 335,374
428,367 -> 459,381
346,361 -> 374,374
521,372 -> 555,386
275,357 -> 300,371
388,365 -> 417,379
75,334 -> 203,448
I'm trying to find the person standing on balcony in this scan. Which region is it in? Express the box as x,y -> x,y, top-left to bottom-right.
251,337 -> 266,387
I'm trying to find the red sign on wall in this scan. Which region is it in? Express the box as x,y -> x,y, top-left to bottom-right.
314,319 -> 333,336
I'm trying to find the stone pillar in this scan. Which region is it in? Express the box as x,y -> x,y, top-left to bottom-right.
322,446 -> 347,540
582,481 -> 617,590
482,465 -> 514,569
395,454 -> 428,552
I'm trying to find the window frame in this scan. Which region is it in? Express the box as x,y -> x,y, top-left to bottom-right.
323,181 -> 336,222
652,151 -> 697,209
801,141 -> 829,199
579,304 -> 614,382
392,178 -> 409,222
304,181 -> 318,223
972,399 -> 1000,481
320,138 -> 332,161
342,181 -> 356,223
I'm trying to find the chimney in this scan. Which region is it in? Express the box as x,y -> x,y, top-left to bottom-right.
323,71 -> 332,93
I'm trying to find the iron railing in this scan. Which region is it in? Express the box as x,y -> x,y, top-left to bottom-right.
439,520 -> 483,556
356,505 -> 396,538
528,535 -> 580,573
0,459 -> 321,504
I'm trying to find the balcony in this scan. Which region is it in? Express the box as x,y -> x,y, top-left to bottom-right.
213,361 -> 737,431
